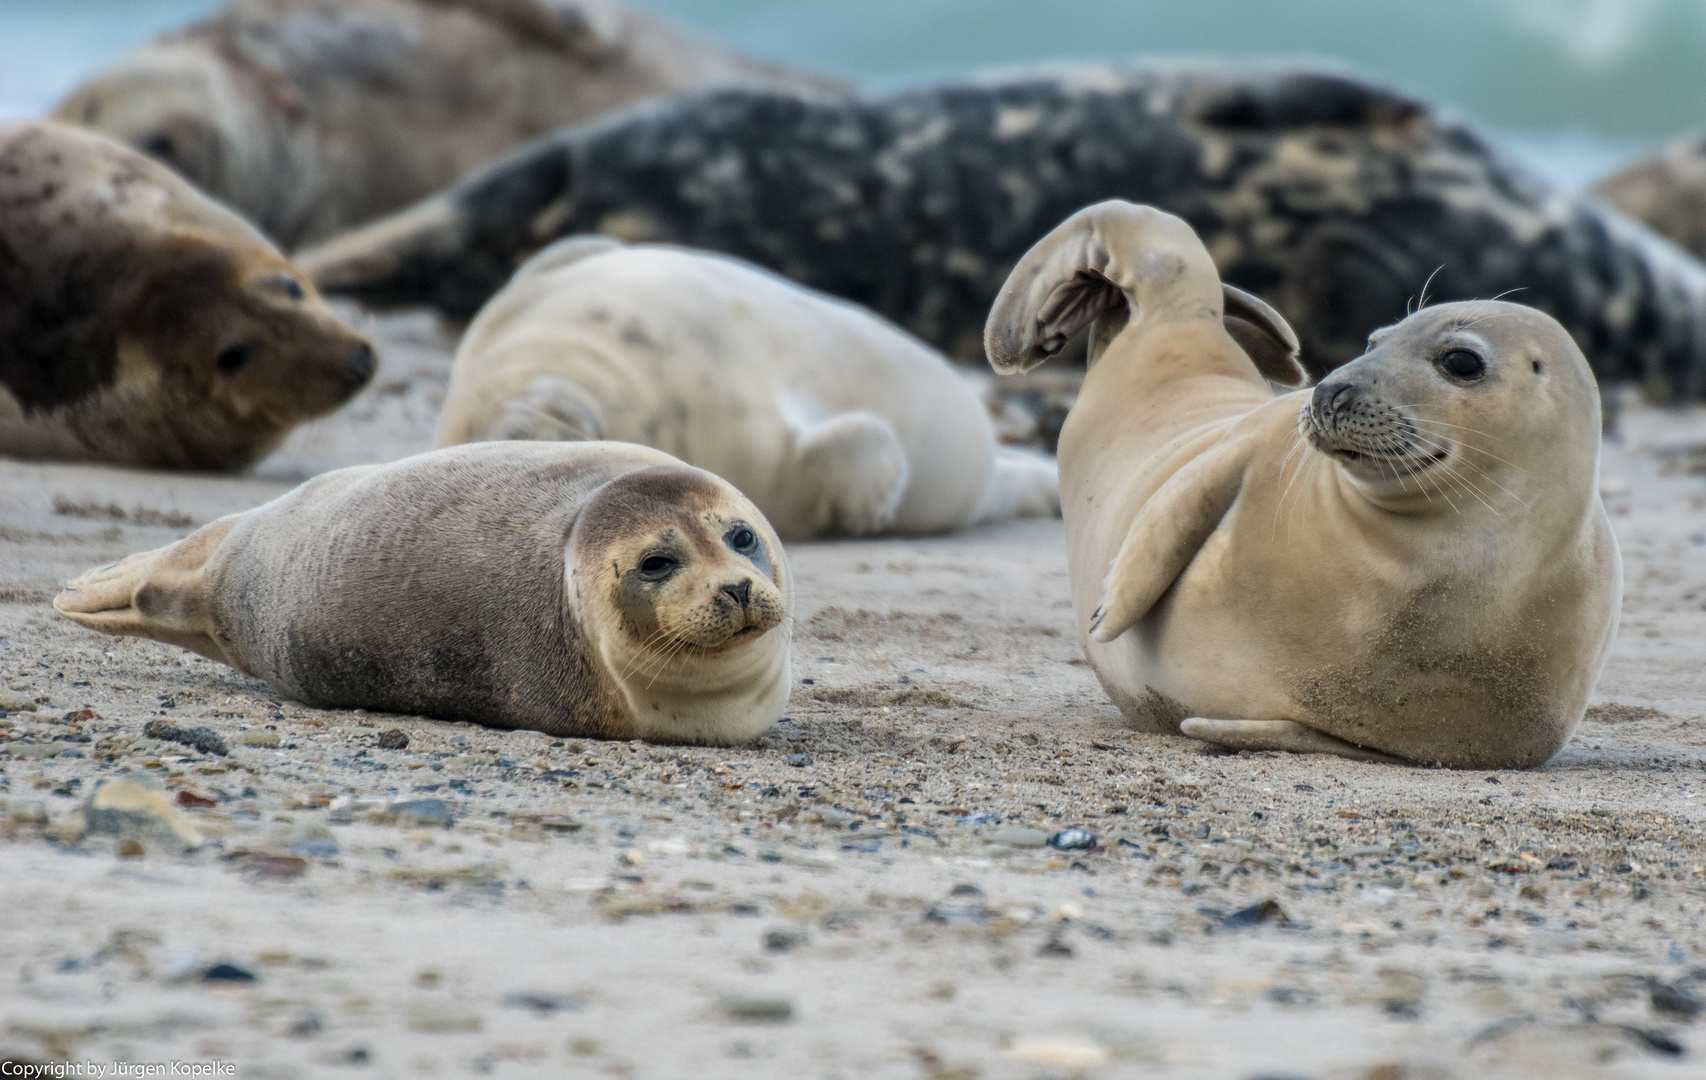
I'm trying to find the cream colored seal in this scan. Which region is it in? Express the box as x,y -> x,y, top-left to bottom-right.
435,238 -> 1060,540
0,121 -> 374,470
53,441 -> 791,744
987,200 -> 1621,769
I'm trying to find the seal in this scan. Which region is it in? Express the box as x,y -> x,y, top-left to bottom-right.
1594,137 -> 1706,263
51,441 -> 792,744
0,120 -> 375,471
54,0 -> 848,248
987,200 -> 1621,769
298,61 -> 1706,400
436,237 -> 1059,539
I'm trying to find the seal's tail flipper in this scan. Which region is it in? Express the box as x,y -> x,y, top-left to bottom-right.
52,516 -> 242,665
1180,718 -> 1405,765
968,447 -> 1060,525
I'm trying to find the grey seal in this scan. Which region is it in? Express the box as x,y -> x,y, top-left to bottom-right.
299,61 -> 1706,400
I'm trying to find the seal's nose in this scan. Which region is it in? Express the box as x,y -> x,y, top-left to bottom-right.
1312,380 -> 1353,426
720,580 -> 752,609
341,342 -> 376,392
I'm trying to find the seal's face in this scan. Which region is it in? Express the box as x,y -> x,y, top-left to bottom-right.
125,237 -> 376,443
576,467 -> 787,656
1300,300 -> 1599,510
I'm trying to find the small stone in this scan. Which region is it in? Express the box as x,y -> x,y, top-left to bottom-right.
500,991 -> 582,1014
1048,828 -> 1097,851
238,730 -> 281,748
990,826 -> 1049,848
142,720 -> 227,756
1221,899 -> 1290,929
406,1005 -> 483,1033
1004,1038 -> 1108,1068
1652,982 -> 1702,1019
116,839 -> 144,859
786,754 -> 813,767
376,729 -> 409,750
85,777 -> 201,849
6,742 -> 61,761
202,962 -> 258,983
288,1013 -> 324,1037
568,1037 -> 600,1056
174,790 -> 216,809
391,798 -> 452,827
247,854 -> 308,879
721,997 -> 792,1022
763,929 -> 807,953
6,800 -> 49,826
0,691 -> 37,712
1037,934 -> 1074,958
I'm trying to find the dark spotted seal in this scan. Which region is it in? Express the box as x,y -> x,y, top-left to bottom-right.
298,61 -> 1706,400
0,121 -> 374,471
53,441 -> 792,744
55,0 -> 848,248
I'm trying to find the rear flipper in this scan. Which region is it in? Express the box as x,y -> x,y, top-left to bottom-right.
52,516 -> 242,666
1180,718 -> 1405,765
789,412 -> 910,537
968,446 -> 1060,525
479,376 -> 604,442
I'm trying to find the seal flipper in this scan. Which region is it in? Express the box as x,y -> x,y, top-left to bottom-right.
1088,438 -> 1250,642
1180,718 -> 1405,765
481,376 -> 605,442
788,412 -> 910,537
52,516 -> 242,665
969,446 -> 1060,525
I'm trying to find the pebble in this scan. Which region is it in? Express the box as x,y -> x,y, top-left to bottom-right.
1048,828 -> 1097,851
763,928 -> 808,952
0,691 -> 38,711
721,997 -> 793,1022
377,729 -> 409,750
1221,899 -> 1290,929
405,1005 -> 483,1033
990,826 -> 1049,848
237,730 -> 281,748
141,721 -> 228,756
6,800 -> 49,827
1004,1038 -> 1109,1068
391,799 -> 452,827
6,742 -> 61,761
202,962 -> 258,983
85,777 -> 201,850
1651,981 -> 1702,1019
499,992 -> 581,1014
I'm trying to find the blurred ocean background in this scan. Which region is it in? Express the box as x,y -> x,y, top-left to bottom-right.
6,0 -> 1706,191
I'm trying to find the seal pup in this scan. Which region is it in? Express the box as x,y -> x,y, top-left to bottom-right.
436,237 -> 1059,539
55,0 -> 848,248
0,121 -> 374,471
299,62 -> 1706,401
52,441 -> 791,744
987,200 -> 1620,769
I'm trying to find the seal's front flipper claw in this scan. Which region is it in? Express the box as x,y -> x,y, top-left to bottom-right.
1179,718 -> 1405,765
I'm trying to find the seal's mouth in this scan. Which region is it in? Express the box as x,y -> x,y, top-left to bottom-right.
1300,400 -> 1451,476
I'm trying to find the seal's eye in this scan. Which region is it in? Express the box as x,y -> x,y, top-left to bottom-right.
726,526 -> 758,554
638,553 -> 678,580
1438,349 -> 1485,380
216,342 -> 254,376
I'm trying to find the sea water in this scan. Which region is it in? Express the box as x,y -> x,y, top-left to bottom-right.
6,0 -> 1706,190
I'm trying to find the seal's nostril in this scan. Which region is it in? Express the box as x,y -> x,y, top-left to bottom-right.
343,342 -> 376,384
720,580 -> 751,608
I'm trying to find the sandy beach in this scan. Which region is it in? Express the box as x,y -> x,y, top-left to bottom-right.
1,308 -> 1703,1079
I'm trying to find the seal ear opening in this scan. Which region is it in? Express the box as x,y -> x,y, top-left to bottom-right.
1222,283 -> 1306,386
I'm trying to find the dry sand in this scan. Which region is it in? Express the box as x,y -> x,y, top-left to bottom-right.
0,308 -> 1703,1080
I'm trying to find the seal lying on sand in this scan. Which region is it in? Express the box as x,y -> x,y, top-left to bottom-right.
53,442 -> 791,744
987,201 -> 1620,769
437,237 -> 1059,539
55,0 -> 846,248
0,121 -> 374,471
300,62 -> 1706,400
1594,137 -> 1706,263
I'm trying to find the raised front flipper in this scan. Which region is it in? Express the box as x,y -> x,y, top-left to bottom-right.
1181,718 -> 1404,765
1088,437 -> 1252,642
52,516 -> 242,665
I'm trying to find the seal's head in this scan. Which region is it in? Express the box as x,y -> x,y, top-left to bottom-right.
569,463 -> 791,744
1303,300 -> 1600,513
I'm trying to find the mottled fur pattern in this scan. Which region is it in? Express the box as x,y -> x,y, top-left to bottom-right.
52,442 -> 792,744
303,62 -> 1706,399
0,121 -> 374,470
55,0 -> 848,247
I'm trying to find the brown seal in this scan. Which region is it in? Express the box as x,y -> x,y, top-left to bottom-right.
52,441 -> 792,744
0,121 -> 374,471
54,0 -> 849,247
